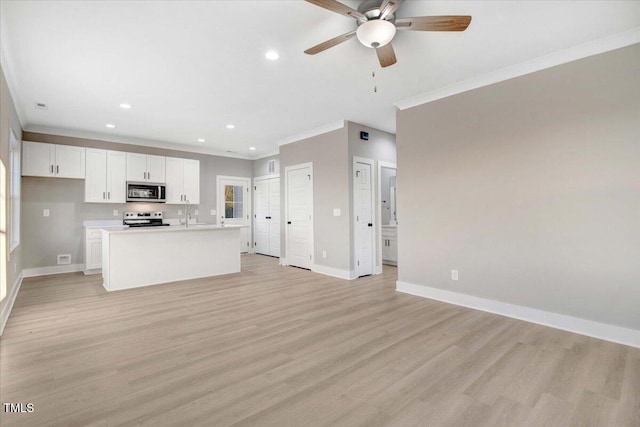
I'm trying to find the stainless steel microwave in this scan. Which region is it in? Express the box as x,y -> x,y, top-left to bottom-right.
126,182 -> 166,203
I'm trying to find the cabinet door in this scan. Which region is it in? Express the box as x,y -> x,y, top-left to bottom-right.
85,149 -> 107,203
86,239 -> 103,270
146,155 -> 165,183
183,159 -> 200,204
55,145 -> 85,178
106,151 -> 127,203
388,237 -> 398,262
126,153 -> 147,181
164,157 -> 184,204
22,141 -> 54,177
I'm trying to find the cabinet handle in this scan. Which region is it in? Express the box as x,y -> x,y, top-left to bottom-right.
107,192 -> 110,199
56,165 -> 59,174
51,165 -> 54,174
103,192 -> 106,200
144,172 -> 147,180
148,172 -> 150,180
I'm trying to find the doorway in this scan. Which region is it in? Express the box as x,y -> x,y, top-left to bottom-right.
353,157 -> 375,277
285,163 -> 313,269
217,176 -> 251,253
378,162 -> 397,268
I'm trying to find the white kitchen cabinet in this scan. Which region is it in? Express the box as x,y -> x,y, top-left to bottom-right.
382,226 -> 397,265
84,228 -> 104,274
22,141 -> 86,179
85,149 -> 127,203
165,157 -> 200,204
126,153 -> 165,183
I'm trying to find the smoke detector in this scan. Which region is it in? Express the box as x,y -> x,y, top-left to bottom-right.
34,102 -> 48,110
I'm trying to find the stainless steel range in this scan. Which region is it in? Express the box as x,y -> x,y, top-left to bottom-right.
123,211 -> 169,227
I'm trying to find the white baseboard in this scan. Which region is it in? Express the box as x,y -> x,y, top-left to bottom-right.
312,264 -> 356,280
22,264 -> 84,278
279,258 -> 288,266
0,272 -> 23,336
396,280 -> 640,349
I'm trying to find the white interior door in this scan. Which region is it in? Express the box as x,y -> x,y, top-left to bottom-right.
354,159 -> 374,277
254,179 -> 270,255
286,164 -> 313,269
269,178 -> 281,257
218,176 -> 251,253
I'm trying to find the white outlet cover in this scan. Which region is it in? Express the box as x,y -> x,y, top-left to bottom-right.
43,209 -> 50,217
451,270 -> 459,281
113,209 -> 119,216
210,210 -> 217,216
333,208 -> 341,216
322,250 -> 327,258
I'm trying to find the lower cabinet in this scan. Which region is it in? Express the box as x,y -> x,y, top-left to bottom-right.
382,227 -> 397,265
84,228 -> 103,274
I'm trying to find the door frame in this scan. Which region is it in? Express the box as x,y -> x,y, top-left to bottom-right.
216,175 -> 252,252
253,173 -> 280,257
353,157 -> 376,277
377,161 -> 397,274
283,162 -> 313,267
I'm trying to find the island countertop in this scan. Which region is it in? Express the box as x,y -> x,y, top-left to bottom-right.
101,224 -> 245,234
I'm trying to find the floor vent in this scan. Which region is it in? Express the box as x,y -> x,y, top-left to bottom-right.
57,254 -> 71,265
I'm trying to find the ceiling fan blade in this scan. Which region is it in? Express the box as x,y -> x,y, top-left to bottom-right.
305,30 -> 357,55
379,0 -> 405,20
305,0 -> 367,21
376,43 -> 397,68
395,15 -> 472,32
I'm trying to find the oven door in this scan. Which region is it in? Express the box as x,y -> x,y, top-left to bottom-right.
126,182 -> 166,203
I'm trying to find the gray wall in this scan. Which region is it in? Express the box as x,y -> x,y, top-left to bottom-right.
21,132 -> 253,269
396,44 -> 640,330
253,154 -> 279,177
1,64 -> 23,319
279,127 -> 351,271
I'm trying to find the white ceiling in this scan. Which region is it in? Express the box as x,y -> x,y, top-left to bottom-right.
1,1 -> 639,159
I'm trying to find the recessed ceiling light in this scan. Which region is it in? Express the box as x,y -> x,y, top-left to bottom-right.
249,147 -> 256,151
105,123 -> 116,129
265,50 -> 279,60
226,124 -> 235,129
119,103 -> 131,109
197,138 -> 205,143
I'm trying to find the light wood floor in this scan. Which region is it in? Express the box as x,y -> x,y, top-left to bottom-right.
1,255 -> 638,426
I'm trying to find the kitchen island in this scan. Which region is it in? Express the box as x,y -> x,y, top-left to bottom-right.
101,225 -> 243,291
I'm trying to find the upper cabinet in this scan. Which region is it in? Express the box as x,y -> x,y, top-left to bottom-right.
165,157 -> 200,204
85,149 -> 127,203
22,141 -> 86,179
126,153 -> 165,183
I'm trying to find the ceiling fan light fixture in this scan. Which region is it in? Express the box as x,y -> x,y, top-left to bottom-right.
356,19 -> 396,48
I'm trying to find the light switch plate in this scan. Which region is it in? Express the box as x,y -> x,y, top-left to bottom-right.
451,270 -> 459,281
43,209 -> 50,217
333,208 -> 341,217
210,210 -> 216,216
113,209 -> 118,216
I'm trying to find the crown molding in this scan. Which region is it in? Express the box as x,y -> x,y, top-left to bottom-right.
277,120 -> 345,146
395,27 -> 640,111
22,125 -> 258,160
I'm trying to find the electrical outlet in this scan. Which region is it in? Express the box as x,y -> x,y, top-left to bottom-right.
322,250 -> 327,258
451,270 -> 459,281
194,209 -> 199,215
210,209 -> 217,216
333,208 -> 341,217
113,209 -> 119,216
43,209 -> 50,217
178,210 -> 182,215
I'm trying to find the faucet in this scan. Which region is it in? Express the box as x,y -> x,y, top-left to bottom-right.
182,199 -> 192,227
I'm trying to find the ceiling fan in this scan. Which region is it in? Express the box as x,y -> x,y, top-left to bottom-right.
304,0 -> 472,68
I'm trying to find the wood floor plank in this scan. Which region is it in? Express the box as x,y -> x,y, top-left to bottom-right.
0,254 -> 636,427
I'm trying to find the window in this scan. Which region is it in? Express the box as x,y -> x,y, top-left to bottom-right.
224,185 -> 244,219
9,130 -> 20,252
